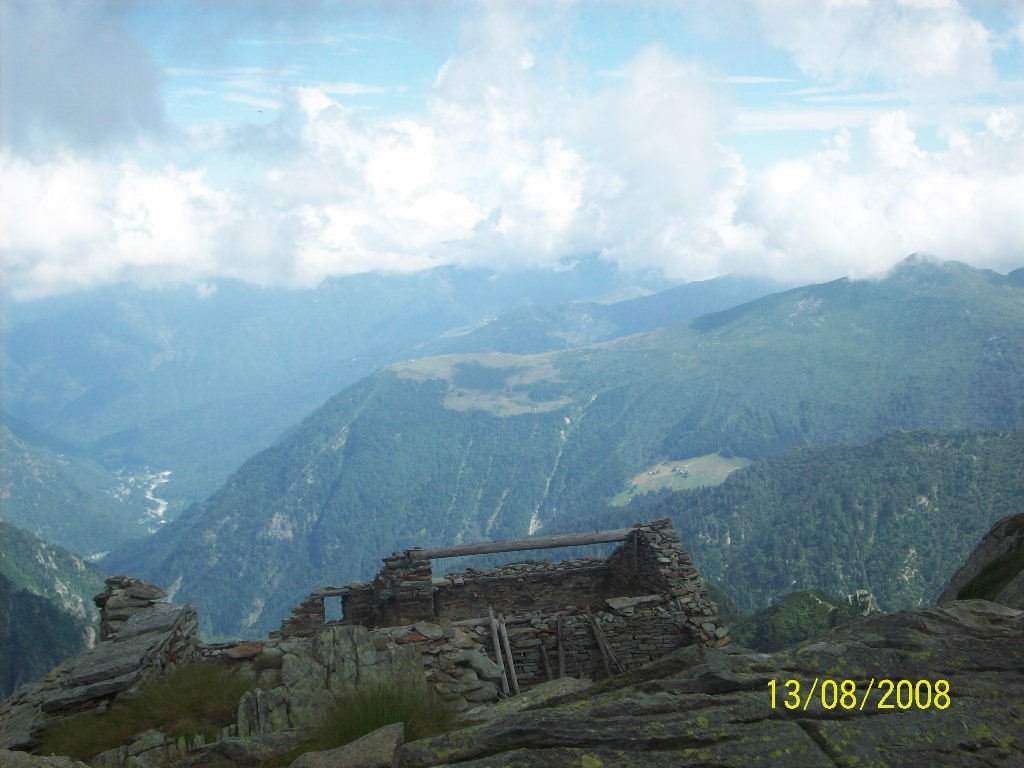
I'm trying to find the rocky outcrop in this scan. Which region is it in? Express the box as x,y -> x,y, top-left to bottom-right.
90,730 -> 183,768
940,512 -> 1024,609
0,603 -> 200,751
93,577 -> 168,640
228,624 -> 426,736
462,678 -> 592,722
397,600 -> 1024,766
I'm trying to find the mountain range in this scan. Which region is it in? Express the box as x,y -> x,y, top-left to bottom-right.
103,257 -> 1024,638
1,263 -> 781,529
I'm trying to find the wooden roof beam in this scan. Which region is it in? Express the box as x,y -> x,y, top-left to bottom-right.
407,527 -> 636,560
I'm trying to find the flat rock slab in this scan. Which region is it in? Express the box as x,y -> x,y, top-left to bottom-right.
111,603 -> 187,639
606,595 -> 665,611
291,722 -> 404,768
166,732 -> 302,768
126,583 -> 167,601
400,601 -> 1024,767
463,678 -> 593,722
0,604 -> 197,751
413,622 -> 444,641
225,641 -> 264,660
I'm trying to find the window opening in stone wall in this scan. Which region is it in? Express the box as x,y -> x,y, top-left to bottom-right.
324,595 -> 343,623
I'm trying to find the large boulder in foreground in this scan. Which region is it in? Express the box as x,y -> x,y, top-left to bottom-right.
940,512 -> 1024,609
398,600 -> 1024,767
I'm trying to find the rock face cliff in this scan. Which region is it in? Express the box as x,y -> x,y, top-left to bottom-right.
939,512 -> 1024,609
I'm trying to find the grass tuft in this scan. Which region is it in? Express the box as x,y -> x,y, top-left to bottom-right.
36,662 -> 252,761
315,676 -> 454,745
268,674 -> 455,767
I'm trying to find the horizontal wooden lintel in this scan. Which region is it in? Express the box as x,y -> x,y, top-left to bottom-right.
408,527 -> 636,560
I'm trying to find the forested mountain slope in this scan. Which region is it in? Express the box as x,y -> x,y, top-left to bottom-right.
608,429 -> 1024,613
0,421 -> 153,556
0,523 -> 106,696
106,258 -> 1024,638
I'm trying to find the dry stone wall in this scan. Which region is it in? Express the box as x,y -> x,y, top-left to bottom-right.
93,576 -> 169,640
1,519 -> 729,758
434,559 -> 617,618
276,518 -> 729,711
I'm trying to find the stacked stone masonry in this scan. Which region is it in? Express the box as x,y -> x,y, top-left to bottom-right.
92,576 -> 169,640
0,519 -> 728,750
276,518 -> 729,710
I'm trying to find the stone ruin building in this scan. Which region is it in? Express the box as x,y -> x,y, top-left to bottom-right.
276,518 -> 729,710
0,518 -> 729,754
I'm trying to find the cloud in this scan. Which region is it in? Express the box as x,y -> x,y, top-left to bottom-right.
869,111 -> 926,167
0,0 -> 165,149
753,0 -> 997,95
2,1 -> 1022,299
563,45 -> 738,278
729,109 -> 1024,281
720,75 -> 796,85
1,153 -> 230,297
255,35 -> 737,283
737,106 -> 881,133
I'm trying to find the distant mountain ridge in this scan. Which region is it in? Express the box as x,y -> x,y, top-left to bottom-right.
2,264 -> 778,515
421,275 -> 786,355
105,258 -> 1024,638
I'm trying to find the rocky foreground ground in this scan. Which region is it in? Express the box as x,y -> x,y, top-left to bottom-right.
15,599 -> 1013,767
400,599 -> 1023,767
3,513 -> 1023,767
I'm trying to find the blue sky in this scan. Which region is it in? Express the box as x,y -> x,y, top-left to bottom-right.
2,0 -> 1023,298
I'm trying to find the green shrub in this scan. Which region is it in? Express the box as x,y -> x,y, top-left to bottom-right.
36,663 -> 253,761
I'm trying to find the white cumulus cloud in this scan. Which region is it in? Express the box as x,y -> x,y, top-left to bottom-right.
2,1 -> 1022,299
753,0 -> 997,95
732,109 -> 1024,281
1,153 -> 230,297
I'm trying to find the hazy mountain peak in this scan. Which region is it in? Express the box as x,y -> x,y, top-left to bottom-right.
885,253 -> 1011,285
